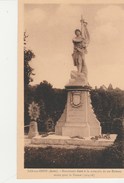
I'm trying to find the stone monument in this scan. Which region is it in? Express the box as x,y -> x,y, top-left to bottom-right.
55,16 -> 101,137
28,101 -> 40,138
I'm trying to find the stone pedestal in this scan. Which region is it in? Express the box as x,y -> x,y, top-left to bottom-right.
28,121 -> 39,139
55,71 -> 101,138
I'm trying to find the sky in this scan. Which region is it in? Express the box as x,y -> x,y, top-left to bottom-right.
24,4 -> 124,89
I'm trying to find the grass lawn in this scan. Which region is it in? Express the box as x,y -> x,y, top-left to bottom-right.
24,140 -> 124,168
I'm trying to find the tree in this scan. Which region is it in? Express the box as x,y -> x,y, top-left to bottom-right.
108,83 -> 113,91
34,81 -> 67,132
24,32 -> 35,130
24,32 -> 35,100
91,88 -> 124,134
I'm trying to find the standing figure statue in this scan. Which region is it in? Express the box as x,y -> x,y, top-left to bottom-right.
72,16 -> 90,74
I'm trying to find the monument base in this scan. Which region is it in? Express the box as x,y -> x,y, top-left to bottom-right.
28,121 -> 39,139
30,134 -> 117,149
62,124 -> 90,137
55,84 -> 101,138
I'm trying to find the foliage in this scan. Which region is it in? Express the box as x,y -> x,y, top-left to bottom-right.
90,88 -> 124,133
24,81 -> 67,132
24,146 -> 103,168
25,114 -> 124,168
100,143 -> 123,168
24,32 -> 35,100
24,81 -> 124,134
24,32 -> 35,132
25,120 -> 124,168
23,34 -> 124,134
24,49 -> 35,86
24,139 -> 124,168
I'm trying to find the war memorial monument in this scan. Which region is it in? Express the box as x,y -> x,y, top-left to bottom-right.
31,16 -> 116,148
55,16 -> 101,138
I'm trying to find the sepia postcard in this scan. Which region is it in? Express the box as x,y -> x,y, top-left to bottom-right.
17,0 -> 124,179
